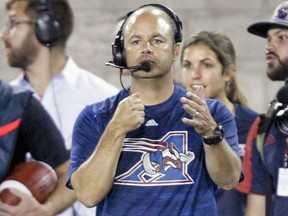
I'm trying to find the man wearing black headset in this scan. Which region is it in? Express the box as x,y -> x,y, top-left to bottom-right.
1,0 -> 118,215
66,4 -> 241,215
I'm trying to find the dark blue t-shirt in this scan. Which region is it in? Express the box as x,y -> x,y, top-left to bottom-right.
216,104 -> 258,216
249,123 -> 288,216
67,86 -> 240,216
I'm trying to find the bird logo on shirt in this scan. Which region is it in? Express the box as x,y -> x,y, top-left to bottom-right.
114,131 -> 195,186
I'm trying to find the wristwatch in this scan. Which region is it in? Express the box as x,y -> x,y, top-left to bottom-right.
202,124 -> 224,145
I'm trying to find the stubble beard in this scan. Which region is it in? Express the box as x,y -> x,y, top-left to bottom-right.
8,33 -> 37,70
267,57 -> 288,81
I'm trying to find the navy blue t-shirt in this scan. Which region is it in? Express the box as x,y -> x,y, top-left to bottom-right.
242,120 -> 288,216
67,85 -> 240,216
216,104 -> 258,216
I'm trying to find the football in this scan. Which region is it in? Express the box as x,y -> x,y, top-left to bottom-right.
0,161 -> 58,205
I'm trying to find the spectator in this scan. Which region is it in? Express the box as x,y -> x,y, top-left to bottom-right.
0,80 -> 75,216
180,30 -> 258,216
237,1 -> 288,216
2,0 -> 118,215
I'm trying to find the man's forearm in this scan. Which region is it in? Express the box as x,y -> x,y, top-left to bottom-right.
44,161 -> 77,215
204,139 -> 241,189
71,121 -> 126,207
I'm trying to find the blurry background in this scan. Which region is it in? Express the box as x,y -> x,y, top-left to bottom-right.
0,0 -> 284,113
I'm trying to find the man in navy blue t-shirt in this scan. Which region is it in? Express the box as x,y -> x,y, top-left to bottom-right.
66,4 -> 242,216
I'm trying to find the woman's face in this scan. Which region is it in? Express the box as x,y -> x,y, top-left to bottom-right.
181,43 -> 230,100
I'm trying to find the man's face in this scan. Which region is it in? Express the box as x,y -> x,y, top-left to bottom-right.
123,8 -> 179,78
266,28 -> 288,81
2,1 -> 38,69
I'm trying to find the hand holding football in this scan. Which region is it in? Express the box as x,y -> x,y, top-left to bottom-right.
0,161 -> 58,205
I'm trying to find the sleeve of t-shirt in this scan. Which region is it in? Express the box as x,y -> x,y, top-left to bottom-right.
66,103 -> 107,189
208,99 -> 239,156
18,96 -> 69,169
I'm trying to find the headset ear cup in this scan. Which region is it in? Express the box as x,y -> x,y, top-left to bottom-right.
35,14 -> 60,45
113,46 -> 126,67
35,0 -> 61,45
174,16 -> 182,42
112,29 -> 127,67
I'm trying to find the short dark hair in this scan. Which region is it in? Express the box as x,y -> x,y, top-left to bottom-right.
6,0 -> 74,47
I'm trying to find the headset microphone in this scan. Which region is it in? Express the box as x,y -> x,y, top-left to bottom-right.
105,61 -> 151,72
130,62 -> 151,72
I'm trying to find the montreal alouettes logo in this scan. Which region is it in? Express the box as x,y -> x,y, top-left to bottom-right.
114,131 -> 195,186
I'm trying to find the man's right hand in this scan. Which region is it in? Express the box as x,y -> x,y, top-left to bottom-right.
0,189 -> 51,216
111,93 -> 145,134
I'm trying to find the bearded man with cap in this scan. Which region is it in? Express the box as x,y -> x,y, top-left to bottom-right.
237,2 -> 288,216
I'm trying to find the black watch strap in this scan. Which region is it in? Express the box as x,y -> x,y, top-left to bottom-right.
202,124 -> 224,145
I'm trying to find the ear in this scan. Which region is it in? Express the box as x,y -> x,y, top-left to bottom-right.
223,64 -> 235,82
173,43 -> 180,61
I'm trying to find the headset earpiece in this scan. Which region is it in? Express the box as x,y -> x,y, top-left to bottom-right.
112,28 -> 127,67
111,4 -> 183,67
35,0 -> 61,45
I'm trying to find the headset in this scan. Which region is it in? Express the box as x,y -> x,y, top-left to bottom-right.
35,0 -> 61,46
111,4 -> 183,68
